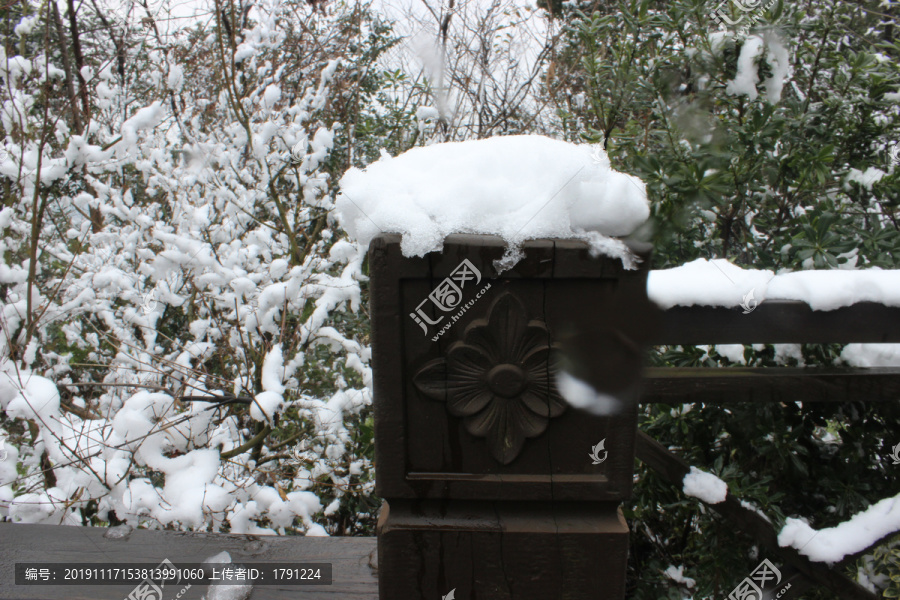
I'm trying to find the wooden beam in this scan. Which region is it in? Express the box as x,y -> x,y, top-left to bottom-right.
634,431 -> 878,600
643,367 -> 900,404
0,523 -> 377,599
652,301 -> 900,345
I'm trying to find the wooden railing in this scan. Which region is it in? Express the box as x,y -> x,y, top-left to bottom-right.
636,300 -> 900,600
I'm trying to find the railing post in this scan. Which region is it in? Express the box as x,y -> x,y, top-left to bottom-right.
369,234 -> 657,600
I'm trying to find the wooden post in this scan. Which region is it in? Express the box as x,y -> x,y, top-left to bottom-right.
368,234 -> 657,600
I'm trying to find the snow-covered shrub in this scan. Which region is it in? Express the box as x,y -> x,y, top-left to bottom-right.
0,0 -> 398,535
544,0 -> 900,596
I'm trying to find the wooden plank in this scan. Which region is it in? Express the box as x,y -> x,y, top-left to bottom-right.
652,301 -> 900,345
643,367 -> 900,404
0,523 -> 377,600
634,431 -> 877,600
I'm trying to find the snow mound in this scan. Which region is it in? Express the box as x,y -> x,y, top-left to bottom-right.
683,466 -> 728,504
4,375 -> 60,421
648,259 -> 774,309
767,269 -> 900,310
841,343 -> 900,367
250,344 -> 287,423
557,371 -> 623,415
336,135 -> 649,268
722,34 -> 791,104
663,565 -> 696,589
648,259 -> 900,311
778,492 -> 900,563
202,551 -> 253,600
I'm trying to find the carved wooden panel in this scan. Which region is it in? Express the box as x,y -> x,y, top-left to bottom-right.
369,234 -> 657,502
413,292 -> 565,464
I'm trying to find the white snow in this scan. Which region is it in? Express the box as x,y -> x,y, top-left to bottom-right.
715,344 -> 747,364
778,492 -> 900,563
708,31 -> 735,55
202,551 -> 253,600
114,102 -> 165,158
167,65 -> 185,92
683,466 -> 728,504
556,371 -> 623,415
14,16 -> 38,37
647,259 -> 900,311
663,565 -> 696,589
250,344 -> 287,423
234,43 -> 257,63
0,3 -> 362,539
762,37 -> 791,103
647,259 -> 773,309
261,344 -> 286,394
727,36 -> 765,100
205,585 -> 252,600
767,269 -> 900,310
4,375 -> 60,421
774,343 -> 804,365
250,391 -> 284,424
336,135 -> 649,268
415,106 -> 440,132
725,34 -> 791,103
261,84 -> 281,111
840,344 -> 900,367
845,167 -> 886,190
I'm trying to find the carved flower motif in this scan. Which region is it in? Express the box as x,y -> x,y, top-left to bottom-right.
413,293 -> 566,464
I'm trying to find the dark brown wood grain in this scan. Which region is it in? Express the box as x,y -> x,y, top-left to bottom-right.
643,367 -> 900,404
369,234 -> 657,599
377,499 -> 629,600
652,301 -> 900,345
369,234 -> 656,502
